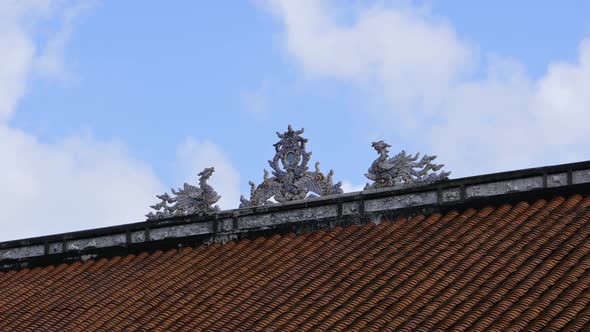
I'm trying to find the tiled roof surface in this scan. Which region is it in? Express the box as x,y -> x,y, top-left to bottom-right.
2,194 -> 590,331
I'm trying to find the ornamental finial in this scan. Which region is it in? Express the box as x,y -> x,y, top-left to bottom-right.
364,141 -> 450,189
146,167 -> 221,220
240,125 -> 342,208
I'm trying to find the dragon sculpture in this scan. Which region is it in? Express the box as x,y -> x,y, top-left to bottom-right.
146,167 -> 221,220
240,125 -> 343,208
365,140 -> 450,190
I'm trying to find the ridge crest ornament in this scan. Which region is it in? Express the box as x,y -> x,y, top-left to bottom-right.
365,140 -> 450,190
240,125 -> 343,208
146,167 -> 221,220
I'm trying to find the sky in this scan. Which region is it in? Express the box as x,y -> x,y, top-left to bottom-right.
1,0 -> 590,240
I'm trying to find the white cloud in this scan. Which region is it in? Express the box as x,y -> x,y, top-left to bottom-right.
0,1 -> 168,241
264,0 -> 590,176
0,11 -> 35,121
0,125 -> 164,240
536,40 -> 590,146
341,180 -> 365,193
0,0 -> 94,121
0,1 -> 245,240
265,0 -> 472,115
175,138 -> 241,210
431,40 -> 590,176
34,1 -> 98,79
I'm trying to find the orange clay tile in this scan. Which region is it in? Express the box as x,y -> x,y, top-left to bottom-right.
1,193 -> 590,331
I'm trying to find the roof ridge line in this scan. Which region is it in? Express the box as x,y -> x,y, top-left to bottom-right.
2,160 -> 590,271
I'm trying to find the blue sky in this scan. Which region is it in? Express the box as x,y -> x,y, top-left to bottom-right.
2,0 -> 590,240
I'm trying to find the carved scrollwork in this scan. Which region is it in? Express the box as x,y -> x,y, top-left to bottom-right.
146,167 -> 221,220
365,140 -> 450,190
240,125 -> 342,208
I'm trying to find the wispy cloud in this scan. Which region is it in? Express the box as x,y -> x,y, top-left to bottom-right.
34,1 -> 98,79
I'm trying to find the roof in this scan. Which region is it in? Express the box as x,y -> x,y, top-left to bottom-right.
2,161 -> 590,331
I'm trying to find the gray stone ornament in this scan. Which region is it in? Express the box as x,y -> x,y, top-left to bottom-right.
146,167 -> 221,220
240,125 -> 343,208
365,140 -> 450,190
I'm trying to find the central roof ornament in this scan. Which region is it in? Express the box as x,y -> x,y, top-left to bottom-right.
240,125 -> 343,207
365,140 -> 450,189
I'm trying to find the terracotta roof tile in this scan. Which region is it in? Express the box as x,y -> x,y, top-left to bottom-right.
2,194 -> 590,331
